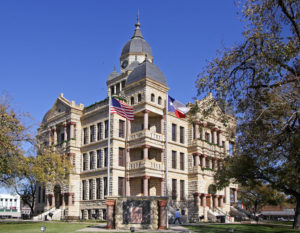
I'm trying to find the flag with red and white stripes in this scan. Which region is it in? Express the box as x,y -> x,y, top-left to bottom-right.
110,97 -> 134,121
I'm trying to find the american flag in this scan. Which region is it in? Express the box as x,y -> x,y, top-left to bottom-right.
110,97 -> 134,121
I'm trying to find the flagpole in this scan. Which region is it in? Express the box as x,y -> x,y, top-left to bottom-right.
107,89 -> 112,197
165,92 -> 169,229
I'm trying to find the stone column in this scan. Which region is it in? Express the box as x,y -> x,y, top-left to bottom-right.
161,149 -> 165,163
53,127 -> 57,145
161,115 -> 164,134
48,130 -> 52,145
214,159 -> 218,170
143,145 -> 150,160
161,178 -> 165,196
51,194 -> 55,207
126,177 -> 130,196
70,122 -> 76,139
219,195 -> 224,208
68,193 -> 73,206
45,194 -> 49,208
61,193 -> 65,208
212,128 -> 218,144
158,200 -> 167,230
106,199 -> 115,229
195,123 -> 199,139
209,157 -> 213,169
143,110 -> 149,130
202,194 -> 206,207
193,193 -> 200,207
143,176 -> 150,196
63,123 -> 67,141
202,155 -> 207,168
218,130 -> 223,146
194,153 -> 200,166
234,188 -> 238,204
225,141 -> 229,154
127,120 -> 131,136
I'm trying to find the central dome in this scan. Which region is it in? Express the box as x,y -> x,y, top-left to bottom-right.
121,18 -> 152,57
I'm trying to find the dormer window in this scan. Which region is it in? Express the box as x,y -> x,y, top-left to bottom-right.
131,97 -> 135,105
151,93 -> 155,102
138,94 -> 142,102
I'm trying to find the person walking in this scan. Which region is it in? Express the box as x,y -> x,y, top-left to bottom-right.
173,209 -> 182,224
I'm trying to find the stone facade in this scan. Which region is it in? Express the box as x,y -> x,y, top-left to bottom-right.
35,18 -> 237,222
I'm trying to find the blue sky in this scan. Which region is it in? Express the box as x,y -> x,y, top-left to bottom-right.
0,0 -> 244,128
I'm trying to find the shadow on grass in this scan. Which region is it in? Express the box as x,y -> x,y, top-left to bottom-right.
185,224 -> 300,233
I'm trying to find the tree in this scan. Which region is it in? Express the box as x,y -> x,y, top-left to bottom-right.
1,94 -> 72,217
10,149 -> 71,217
0,95 -> 31,183
238,184 -> 285,218
196,0 -> 300,229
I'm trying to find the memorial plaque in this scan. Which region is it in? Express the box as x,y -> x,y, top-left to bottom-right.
123,200 -> 150,224
129,207 -> 142,223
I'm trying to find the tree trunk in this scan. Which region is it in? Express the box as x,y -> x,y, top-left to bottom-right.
293,197 -> 300,229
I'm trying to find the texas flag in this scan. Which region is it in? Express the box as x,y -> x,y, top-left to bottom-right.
168,95 -> 190,118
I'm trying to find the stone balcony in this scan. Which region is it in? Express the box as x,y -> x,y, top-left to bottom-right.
129,130 -> 165,148
190,166 -> 215,177
189,139 -> 226,155
128,159 -> 164,178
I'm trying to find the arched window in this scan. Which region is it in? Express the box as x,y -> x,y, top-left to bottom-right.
151,93 -> 155,102
131,97 -> 134,105
138,94 -> 142,102
158,96 -> 162,105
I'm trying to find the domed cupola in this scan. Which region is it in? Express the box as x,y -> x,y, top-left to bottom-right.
126,59 -> 167,86
120,15 -> 153,71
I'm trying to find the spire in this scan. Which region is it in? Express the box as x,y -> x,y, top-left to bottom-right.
131,10 -> 143,39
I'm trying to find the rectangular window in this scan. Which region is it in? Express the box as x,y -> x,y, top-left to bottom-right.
180,126 -> 185,144
97,122 -> 103,140
90,125 -> 95,143
172,124 -> 177,141
119,120 -> 125,138
119,148 -> 125,167
97,150 -> 101,168
180,152 -> 184,170
172,151 -> 177,169
104,120 -> 109,138
38,186 -> 41,203
118,177 -> 124,196
83,128 -> 88,144
180,180 -> 185,200
90,152 -> 94,170
82,180 -> 86,200
104,148 -> 108,167
83,153 -> 87,171
217,133 -> 220,145
42,188 -> 45,203
89,179 -> 93,200
172,179 -> 177,200
229,142 -> 234,155
205,132 -> 210,142
96,178 -> 100,199
104,177 -> 107,196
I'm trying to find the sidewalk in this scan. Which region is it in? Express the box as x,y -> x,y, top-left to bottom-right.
77,223 -> 193,232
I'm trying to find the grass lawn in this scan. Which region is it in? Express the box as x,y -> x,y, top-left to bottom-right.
0,221 -> 97,233
185,223 -> 300,233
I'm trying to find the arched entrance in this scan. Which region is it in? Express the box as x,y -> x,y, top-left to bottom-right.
54,185 -> 61,209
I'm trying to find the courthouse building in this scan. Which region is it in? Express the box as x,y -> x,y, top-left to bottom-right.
36,18 -> 238,222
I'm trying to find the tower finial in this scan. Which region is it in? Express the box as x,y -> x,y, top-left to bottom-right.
135,9 -> 141,29
132,10 -> 143,39
113,65 -> 116,71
